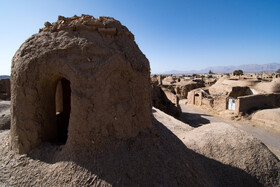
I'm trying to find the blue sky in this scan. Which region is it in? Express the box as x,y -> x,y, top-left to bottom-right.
0,0 -> 280,74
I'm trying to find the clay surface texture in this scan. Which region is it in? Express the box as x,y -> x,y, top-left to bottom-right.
10,15 -> 152,154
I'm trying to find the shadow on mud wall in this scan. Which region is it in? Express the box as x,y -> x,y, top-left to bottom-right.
28,117 -> 261,186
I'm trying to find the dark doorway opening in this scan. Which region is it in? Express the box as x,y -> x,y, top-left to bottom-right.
55,78 -> 71,144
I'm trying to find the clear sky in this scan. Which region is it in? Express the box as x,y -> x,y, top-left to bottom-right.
0,0 -> 280,75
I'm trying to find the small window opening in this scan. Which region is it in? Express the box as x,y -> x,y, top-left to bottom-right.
55,78 -> 71,144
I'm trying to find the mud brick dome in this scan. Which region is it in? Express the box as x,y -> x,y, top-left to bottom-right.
10,15 -> 152,154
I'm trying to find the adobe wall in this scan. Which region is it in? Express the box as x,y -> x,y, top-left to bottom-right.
235,93 -> 280,115
0,79 -> 11,100
151,85 -> 181,118
195,92 -> 202,106
161,87 -> 179,107
157,75 -> 163,85
10,15 -> 152,154
187,90 -> 202,106
213,95 -> 227,112
228,86 -> 252,98
201,97 -> 213,108
176,81 -> 205,99
187,91 -> 195,105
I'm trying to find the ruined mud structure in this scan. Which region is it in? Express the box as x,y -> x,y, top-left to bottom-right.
151,83 -> 181,118
10,15 -> 152,154
2,15 -> 279,186
0,79 -> 10,100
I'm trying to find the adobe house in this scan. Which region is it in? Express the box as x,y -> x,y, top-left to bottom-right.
234,93 -> 280,115
187,86 -> 253,112
187,89 -> 203,106
10,15 -> 152,154
226,86 -> 252,110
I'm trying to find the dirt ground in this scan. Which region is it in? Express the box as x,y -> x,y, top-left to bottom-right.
0,103 -> 279,185
179,100 -> 280,158
0,108 -> 279,185
0,100 -> 10,130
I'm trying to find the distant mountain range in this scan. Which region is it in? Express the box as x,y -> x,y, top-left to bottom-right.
1,63 -> 280,77
162,63 -> 280,74
0,75 -> 10,79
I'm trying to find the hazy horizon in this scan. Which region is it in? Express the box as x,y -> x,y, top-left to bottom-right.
0,0 -> 280,75
1,62 -> 279,76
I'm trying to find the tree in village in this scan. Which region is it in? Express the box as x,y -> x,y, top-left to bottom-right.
233,69 -> 244,76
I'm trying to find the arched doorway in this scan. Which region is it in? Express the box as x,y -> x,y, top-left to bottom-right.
55,78 -> 71,144
194,93 -> 200,105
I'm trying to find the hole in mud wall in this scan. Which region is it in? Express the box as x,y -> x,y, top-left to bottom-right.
55,78 -> 71,144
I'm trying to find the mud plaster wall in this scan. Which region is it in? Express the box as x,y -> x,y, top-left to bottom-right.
201,98 -> 213,108
187,91 -> 195,105
151,85 -> 181,118
161,88 -> 179,107
228,86 -> 252,98
176,82 -> 205,99
213,96 -> 227,112
10,15 -> 152,154
0,79 -> 11,100
235,93 -> 280,115
187,90 -> 202,106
